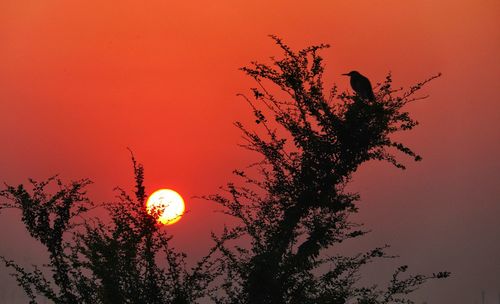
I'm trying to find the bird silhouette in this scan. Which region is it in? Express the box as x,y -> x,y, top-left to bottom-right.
342,71 -> 375,101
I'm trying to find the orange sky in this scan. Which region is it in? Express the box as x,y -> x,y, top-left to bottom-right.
1,1 -> 499,302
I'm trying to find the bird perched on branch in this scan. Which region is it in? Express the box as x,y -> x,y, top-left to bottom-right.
342,71 -> 375,101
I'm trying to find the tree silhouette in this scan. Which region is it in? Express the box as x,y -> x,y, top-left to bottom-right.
0,154 -> 216,303
206,36 -> 448,304
0,36 -> 448,304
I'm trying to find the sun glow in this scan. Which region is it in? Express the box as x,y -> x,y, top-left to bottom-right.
146,189 -> 185,225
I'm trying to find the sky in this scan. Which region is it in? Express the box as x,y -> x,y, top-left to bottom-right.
1,0 -> 499,303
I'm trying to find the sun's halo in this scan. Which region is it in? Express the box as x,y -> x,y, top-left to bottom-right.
146,189 -> 185,225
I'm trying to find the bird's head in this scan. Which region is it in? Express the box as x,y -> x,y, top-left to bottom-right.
341,71 -> 361,77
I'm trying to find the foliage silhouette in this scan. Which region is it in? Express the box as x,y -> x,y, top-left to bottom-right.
205,36 -> 448,304
0,154 -> 216,304
0,36 -> 448,304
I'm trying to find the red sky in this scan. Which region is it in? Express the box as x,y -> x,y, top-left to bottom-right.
1,1 -> 499,302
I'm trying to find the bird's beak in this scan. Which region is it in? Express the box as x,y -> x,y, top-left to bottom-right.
341,73 -> 349,76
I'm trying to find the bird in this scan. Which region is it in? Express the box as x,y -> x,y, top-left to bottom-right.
342,71 -> 375,101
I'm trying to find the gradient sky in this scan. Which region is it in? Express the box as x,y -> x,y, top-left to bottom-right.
1,1 -> 499,303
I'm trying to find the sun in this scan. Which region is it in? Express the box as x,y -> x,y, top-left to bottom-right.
146,189 -> 185,225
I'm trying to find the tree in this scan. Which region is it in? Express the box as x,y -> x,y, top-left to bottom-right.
0,153 -> 215,304
206,36 -> 448,304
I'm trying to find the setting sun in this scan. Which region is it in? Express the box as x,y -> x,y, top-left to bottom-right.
146,189 -> 185,225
